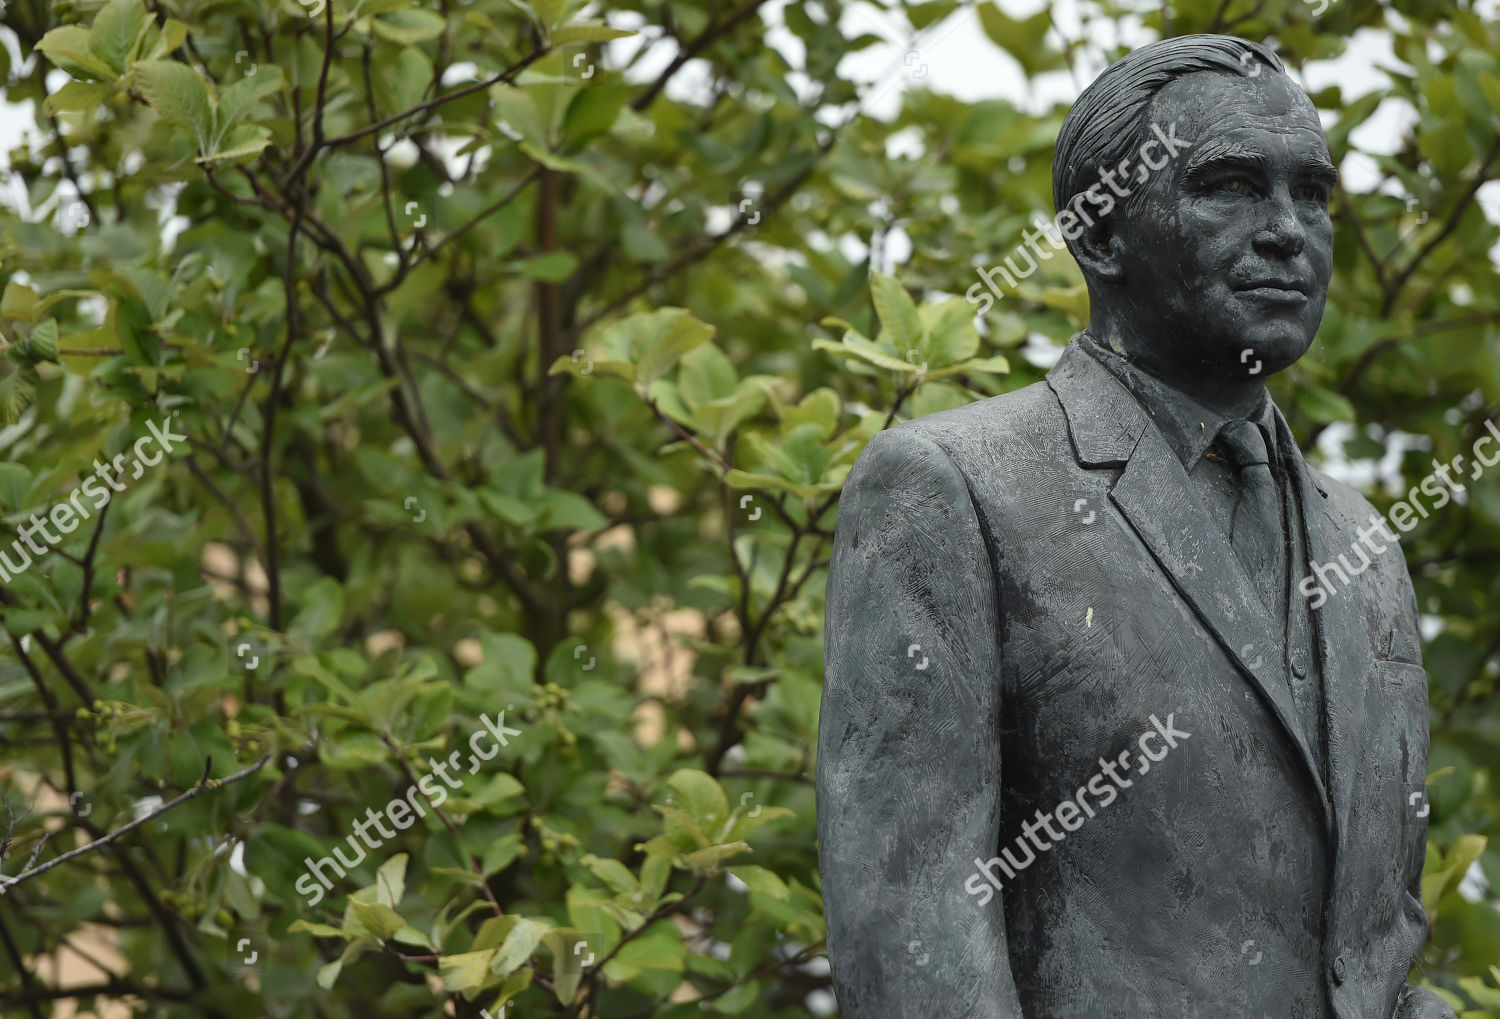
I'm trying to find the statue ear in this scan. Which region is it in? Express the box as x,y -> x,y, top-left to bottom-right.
1071,213 -> 1125,284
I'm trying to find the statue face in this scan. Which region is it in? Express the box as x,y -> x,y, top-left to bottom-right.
1111,69 -> 1336,385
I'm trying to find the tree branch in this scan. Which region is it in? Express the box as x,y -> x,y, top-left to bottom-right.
0,756 -> 269,895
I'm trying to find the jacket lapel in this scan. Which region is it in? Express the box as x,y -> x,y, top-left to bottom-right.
1048,340 -> 1330,812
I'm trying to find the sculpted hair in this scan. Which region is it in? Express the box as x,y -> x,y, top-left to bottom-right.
1051,34 -> 1285,220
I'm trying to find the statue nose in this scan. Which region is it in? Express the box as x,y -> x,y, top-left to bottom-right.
1254,196 -> 1307,256
1254,224 -> 1305,256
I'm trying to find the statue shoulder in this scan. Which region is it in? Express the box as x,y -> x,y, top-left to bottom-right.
873,378 -> 1066,469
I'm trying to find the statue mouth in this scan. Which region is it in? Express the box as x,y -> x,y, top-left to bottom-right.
1235,281 -> 1310,304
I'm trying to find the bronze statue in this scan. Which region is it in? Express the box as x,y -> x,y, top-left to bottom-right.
818,34 -> 1453,1019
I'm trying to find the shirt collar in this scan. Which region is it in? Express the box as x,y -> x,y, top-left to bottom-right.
1079,330 -> 1276,470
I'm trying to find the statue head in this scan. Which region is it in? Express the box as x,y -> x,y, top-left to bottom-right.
1053,34 -> 1336,400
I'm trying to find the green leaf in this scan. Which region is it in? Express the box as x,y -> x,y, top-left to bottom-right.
1422,834 -> 1488,924
486,969 -> 534,1013
869,271 -> 922,350
918,297 -> 981,367
481,834 -> 523,874
319,936 -> 378,989
532,0 -> 568,27
517,140 -> 614,188
609,308 -> 715,389
43,80 -> 116,115
722,468 -> 841,498
289,919 -> 346,938
601,921 -> 685,985
118,267 -> 172,320
537,488 -> 607,532
562,84 -> 625,145
908,0 -> 960,29
548,350 -> 634,381
1479,72 -> 1500,120
728,864 -> 790,900
514,251 -> 577,281
0,463 -> 33,511
133,60 -> 213,148
394,925 -> 435,949
491,83 -> 545,147
0,372 -> 35,426
949,354 -> 1010,376
24,319 -> 60,363
548,928 -> 593,1005
378,46 -> 433,117
1,282 -> 38,320
478,488 -> 538,525
215,65 -> 284,138
778,387 -> 841,438
289,576 -> 346,642
724,805 -> 794,843
976,3 -> 1063,76
665,769 -> 729,833
580,853 -> 639,895
689,386 -> 766,444
375,853 -> 408,908
36,26 -> 119,82
487,916 -> 551,976
88,0 -> 148,74
713,978 -> 762,1013
439,949 -> 495,997
348,898 -> 407,940
647,377 -> 694,427
4,610 -> 57,636
1295,384 -> 1357,425
550,22 -> 635,44
201,124 -> 272,165
154,17 -> 188,57
471,773 -> 525,807
640,854 -> 670,901
372,8 -> 447,44
677,344 -> 737,410
816,332 -> 921,375
745,423 -> 831,487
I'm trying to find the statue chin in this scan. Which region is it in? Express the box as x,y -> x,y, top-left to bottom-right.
1207,325 -> 1319,378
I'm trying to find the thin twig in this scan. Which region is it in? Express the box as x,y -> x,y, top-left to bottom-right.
0,756 -> 269,894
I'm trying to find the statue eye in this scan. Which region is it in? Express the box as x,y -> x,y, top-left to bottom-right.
1216,177 -> 1253,195
1295,182 -> 1332,204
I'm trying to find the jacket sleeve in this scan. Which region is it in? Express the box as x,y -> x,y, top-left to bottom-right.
816,426 -> 1023,1017
1391,560 -> 1457,1019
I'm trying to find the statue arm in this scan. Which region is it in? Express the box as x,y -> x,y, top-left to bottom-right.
1392,561 -> 1457,1019
1392,823 -> 1454,1018
817,427 -> 1023,1018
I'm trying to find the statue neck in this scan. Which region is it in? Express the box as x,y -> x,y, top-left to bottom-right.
1081,324 -> 1271,423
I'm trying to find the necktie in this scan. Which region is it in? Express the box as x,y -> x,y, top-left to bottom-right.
1220,419 -> 1284,614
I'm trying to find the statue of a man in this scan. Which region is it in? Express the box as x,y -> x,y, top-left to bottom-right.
817,34 -> 1454,1019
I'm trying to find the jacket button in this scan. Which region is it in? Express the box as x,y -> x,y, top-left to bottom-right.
1291,652 -> 1307,678
1331,954 -> 1347,984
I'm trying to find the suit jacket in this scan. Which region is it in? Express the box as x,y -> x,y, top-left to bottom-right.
817,337 -> 1447,1018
